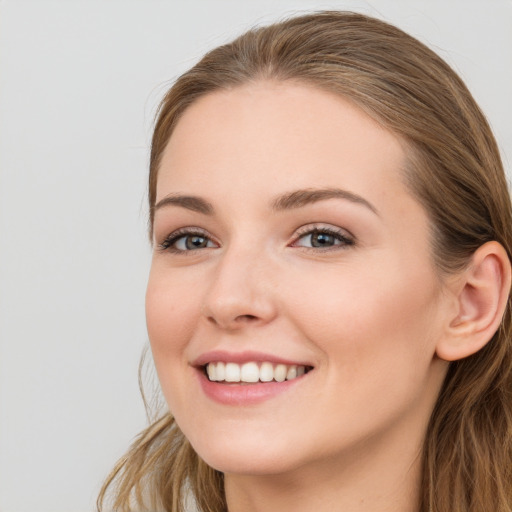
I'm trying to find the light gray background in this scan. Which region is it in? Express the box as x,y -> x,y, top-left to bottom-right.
1,1 -> 511,511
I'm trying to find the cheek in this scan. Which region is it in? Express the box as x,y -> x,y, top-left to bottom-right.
284,264 -> 444,442
145,269 -> 200,392
145,282 -> 209,428
285,258 -> 441,379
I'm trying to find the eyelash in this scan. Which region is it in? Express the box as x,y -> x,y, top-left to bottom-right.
158,225 -> 355,254
291,225 -> 355,251
158,227 -> 216,253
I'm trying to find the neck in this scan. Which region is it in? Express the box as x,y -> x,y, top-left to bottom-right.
224,421 -> 424,512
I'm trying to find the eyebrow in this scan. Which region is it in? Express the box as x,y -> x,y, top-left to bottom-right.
271,187 -> 379,215
154,194 -> 214,215
153,187 -> 378,216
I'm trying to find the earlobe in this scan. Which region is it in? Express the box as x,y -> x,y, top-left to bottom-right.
436,241 -> 511,362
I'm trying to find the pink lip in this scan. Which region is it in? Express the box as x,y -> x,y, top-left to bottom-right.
195,368 -> 307,406
192,350 -> 311,367
191,350 -> 313,406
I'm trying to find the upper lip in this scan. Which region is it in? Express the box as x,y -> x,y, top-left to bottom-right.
192,350 -> 314,368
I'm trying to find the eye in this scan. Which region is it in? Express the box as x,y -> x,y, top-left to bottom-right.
292,226 -> 355,250
159,228 -> 218,253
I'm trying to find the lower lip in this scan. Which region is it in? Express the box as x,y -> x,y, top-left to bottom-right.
196,369 -> 306,405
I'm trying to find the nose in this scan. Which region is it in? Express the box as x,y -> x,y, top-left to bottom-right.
202,245 -> 278,331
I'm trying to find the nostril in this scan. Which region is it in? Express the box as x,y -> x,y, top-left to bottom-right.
205,313 -> 259,329
236,314 -> 258,322
206,314 -> 257,325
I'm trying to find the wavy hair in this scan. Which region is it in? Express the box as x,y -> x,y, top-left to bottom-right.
98,11 -> 512,512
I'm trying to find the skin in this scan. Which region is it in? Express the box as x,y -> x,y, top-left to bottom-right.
146,81 -> 454,512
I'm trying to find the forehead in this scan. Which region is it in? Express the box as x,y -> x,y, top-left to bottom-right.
157,81 -> 411,216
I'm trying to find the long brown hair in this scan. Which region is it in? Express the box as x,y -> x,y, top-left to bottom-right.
98,11 -> 512,512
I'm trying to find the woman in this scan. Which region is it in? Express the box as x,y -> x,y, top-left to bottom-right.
98,11 -> 512,512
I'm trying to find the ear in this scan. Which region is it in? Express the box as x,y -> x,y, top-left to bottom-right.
436,241 -> 511,361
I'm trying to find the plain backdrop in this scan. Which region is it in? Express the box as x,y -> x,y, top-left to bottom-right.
0,1 -> 511,511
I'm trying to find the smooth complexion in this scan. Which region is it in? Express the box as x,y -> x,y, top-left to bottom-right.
146,82 -> 453,512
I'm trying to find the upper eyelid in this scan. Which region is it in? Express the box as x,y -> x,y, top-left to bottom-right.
160,226 -> 212,239
292,223 -> 354,239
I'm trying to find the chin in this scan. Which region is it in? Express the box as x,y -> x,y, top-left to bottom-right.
188,430 -> 302,476
200,452 -> 297,477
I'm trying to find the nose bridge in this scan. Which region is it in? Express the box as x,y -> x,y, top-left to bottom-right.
203,237 -> 277,329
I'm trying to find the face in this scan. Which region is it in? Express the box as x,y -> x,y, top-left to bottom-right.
147,82 -> 450,477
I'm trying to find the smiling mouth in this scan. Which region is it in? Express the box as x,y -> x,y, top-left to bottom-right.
204,361 -> 313,383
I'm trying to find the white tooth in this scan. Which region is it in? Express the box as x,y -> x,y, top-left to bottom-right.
207,363 -> 217,381
286,365 -> 297,380
297,366 -> 305,377
216,361 -> 226,382
259,362 -> 274,382
241,362 -> 259,383
225,362 -> 241,382
274,364 -> 287,382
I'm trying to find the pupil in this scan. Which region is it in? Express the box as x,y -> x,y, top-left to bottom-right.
186,235 -> 207,249
312,232 -> 334,247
